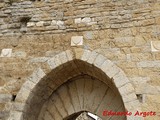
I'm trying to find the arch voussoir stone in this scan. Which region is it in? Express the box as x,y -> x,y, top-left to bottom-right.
47,50 -> 74,70
86,51 -> 99,64
93,54 -> 106,68
58,51 -> 68,64
8,111 -> 23,120
15,68 -> 46,103
28,68 -> 46,84
81,49 -> 92,61
100,59 -> 114,76
112,70 -> 129,88
122,92 -> 137,103
119,83 -> 135,96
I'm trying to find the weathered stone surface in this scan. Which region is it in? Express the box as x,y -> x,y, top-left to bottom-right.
0,94 -> 12,103
8,111 -> 23,120
28,68 -> 46,84
151,41 -> 160,52
27,22 -> 35,27
0,0 -> 160,120
75,18 -> 81,24
137,61 -> 160,68
0,49 -> 12,57
84,31 -> 94,40
36,21 -> 44,27
71,36 -> 83,46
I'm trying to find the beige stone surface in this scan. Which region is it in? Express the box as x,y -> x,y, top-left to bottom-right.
0,0 -> 159,120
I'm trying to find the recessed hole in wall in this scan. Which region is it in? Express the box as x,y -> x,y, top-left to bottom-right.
19,16 -> 31,33
11,94 -> 16,102
136,94 -> 145,103
20,17 -> 31,24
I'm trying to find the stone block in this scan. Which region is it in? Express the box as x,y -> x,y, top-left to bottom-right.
16,87 -> 31,103
113,71 -> 129,88
81,50 -> 91,61
137,61 -> 160,68
54,54 -> 62,66
82,17 -> 91,23
65,50 -> 73,61
0,3 -> 4,8
22,80 -> 36,91
56,20 -> 64,26
59,51 -> 68,64
114,37 -> 134,47
87,51 -> 98,64
84,31 -> 93,40
100,60 -> 114,75
71,36 -> 83,46
119,83 -> 135,95
73,48 -> 84,59
129,77 -> 150,86
93,54 -> 106,68
151,41 -> 160,52
12,102 -> 26,112
75,18 -> 81,24
105,65 -> 120,78
51,20 -> 57,25
47,57 -> 57,69
27,22 -> 35,27
28,68 -> 46,84
0,49 -> 12,57
12,51 -> 26,58
122,92 -> 137,103
29,57 -> 49,63
124,100 -> 141,112
8,111 -> 23,120
0,94 -> 12,103
36,21 -> 44,27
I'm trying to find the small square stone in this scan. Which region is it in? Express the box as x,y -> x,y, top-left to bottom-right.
0,49 -> 12,57
71,36 -> 83,46
151,41 -> 160,52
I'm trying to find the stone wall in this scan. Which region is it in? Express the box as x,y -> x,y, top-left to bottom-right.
0,0 -> 160,120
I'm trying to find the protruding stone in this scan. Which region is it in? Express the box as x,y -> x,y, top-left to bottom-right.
0,49 -> 12,57
151,41 -> 160,52
71,36 -> 83,46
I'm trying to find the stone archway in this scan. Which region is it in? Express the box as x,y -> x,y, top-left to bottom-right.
8,49 -> 142,120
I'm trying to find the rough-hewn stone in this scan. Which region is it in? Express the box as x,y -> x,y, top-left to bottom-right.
0,0 -> 160,120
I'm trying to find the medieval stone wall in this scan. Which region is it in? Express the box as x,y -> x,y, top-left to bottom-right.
0,0 -> 160,120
